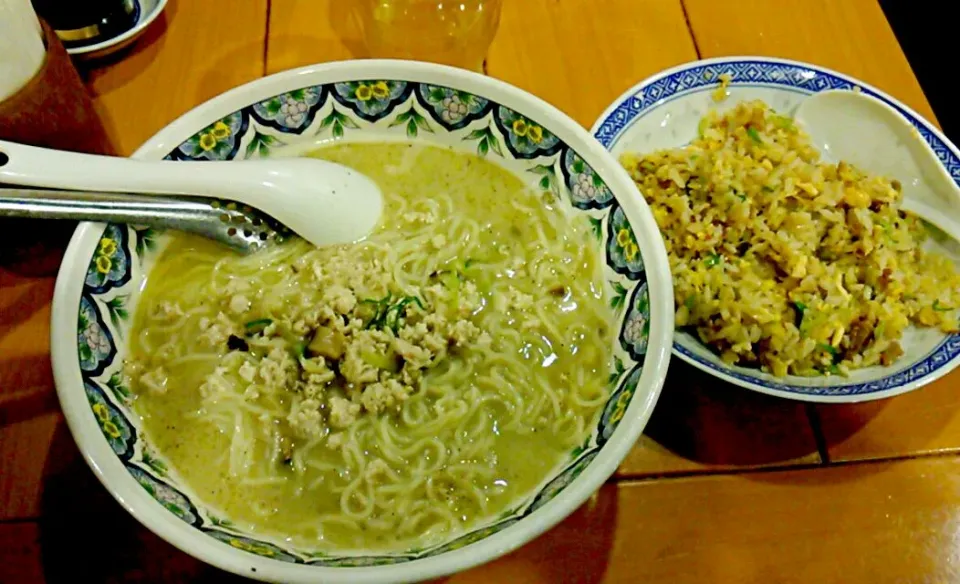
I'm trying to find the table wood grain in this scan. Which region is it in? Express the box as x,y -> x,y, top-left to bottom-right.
5,456 -> 960,583
1,0 -> 957,581
683,0 -> 937,125
448,457 -> 960,584
815,376 -> 960,462
485,0 -> 699,128
83,0 -> 270,157
265,0 -> 358,74
616,362 -> 821,478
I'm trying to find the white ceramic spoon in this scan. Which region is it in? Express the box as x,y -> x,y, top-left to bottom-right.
0,140 -> 384,247
794,89 -> 960,242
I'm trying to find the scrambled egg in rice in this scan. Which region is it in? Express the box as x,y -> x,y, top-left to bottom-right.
620,100 -> 960,377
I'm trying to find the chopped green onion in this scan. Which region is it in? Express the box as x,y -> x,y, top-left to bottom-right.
293,340 -> 308,359
384,296 -> 424,333
244,318 -> 273,335
361,293 -> 393,329
684,294 -> 696,310
933,300 -> 954,312
704,254 -> 722,268
746,127 -> 763,144
733,190 -> 746,201
922,220 -> 949,243
793,301 -> 808,330
772,115 -> 794,130
697,117 -> 709,138
363,293 -> 424,332
817,343 -> 839,356
360,294 -> 392,308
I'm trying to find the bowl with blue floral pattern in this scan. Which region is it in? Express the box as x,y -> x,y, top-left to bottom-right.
50,59 -> 674,583
592,56 -> 960,403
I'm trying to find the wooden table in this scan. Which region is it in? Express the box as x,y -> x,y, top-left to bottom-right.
1,1 -> 956,582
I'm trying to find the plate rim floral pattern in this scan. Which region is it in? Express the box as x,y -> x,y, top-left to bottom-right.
590,55 -> 960,403
49,60 -> 674,584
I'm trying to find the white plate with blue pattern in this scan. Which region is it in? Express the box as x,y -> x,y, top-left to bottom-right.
591,56 -> 960,403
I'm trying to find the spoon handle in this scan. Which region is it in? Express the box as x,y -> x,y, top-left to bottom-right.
0,138 -> 385,248
0,187 -> 279,254
0,139 -> 269,198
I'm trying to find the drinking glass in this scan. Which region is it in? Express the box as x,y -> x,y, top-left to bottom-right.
355,0 -> 503,73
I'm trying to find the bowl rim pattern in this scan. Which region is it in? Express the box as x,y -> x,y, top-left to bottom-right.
590,55 -> 960,403
50,59 -> 674,583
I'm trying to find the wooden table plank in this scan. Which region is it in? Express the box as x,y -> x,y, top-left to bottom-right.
616,362 -> 821,478
0,268 -> 55,398
683,0 -> 937,125
0,265 -> 60,523
0,413 -> 59,520
0,523 -> 45,584
452,457 -> 960,583
684,0 -> 960,463
83,0 -> 270,156
486,0 -> 698,128
815,377 -> 960,462
265,1 -> 359,74
5,457 -> 960,583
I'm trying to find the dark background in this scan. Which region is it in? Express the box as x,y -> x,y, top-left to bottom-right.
880,0 -> 955,141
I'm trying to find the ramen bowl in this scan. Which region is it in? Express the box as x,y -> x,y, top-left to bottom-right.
49,60 -> 673,583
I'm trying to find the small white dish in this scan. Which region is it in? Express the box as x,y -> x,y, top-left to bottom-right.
66,0 -> 168,60
591,56 -> 960,403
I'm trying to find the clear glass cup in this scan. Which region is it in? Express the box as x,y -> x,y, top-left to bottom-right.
354,0 -> 503,73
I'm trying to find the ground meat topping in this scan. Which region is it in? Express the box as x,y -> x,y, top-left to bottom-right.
190,249 -> 488,440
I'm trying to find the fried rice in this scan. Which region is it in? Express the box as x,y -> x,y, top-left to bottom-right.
620,99 -> 960,377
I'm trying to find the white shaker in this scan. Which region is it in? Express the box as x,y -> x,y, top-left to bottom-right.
0,0 -> 46,102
